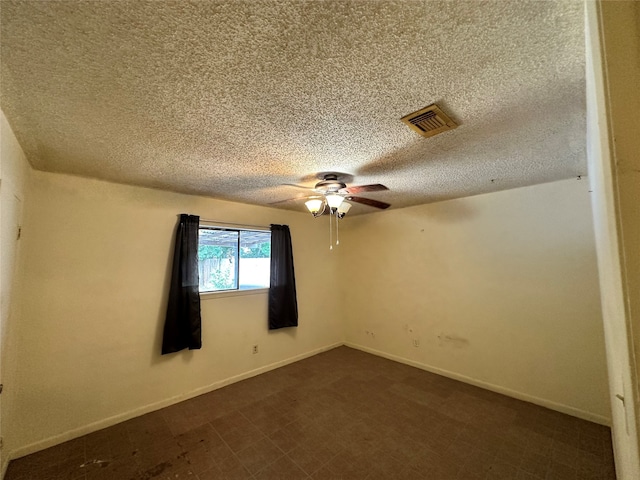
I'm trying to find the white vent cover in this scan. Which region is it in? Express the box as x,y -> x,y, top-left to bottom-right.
401,104 -> 458,138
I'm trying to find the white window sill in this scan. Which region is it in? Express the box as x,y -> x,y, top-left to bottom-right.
200,288 -> 269,300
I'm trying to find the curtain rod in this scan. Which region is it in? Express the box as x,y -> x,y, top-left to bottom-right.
198,218 -> 270,231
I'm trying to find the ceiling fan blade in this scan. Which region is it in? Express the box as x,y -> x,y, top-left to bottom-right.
339,184 -> 389,195
269,196 -> 309,205
282,183 -> 314,190
347,196 -> 391,210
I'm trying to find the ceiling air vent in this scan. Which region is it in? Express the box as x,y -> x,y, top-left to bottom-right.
401,104 -> 458,138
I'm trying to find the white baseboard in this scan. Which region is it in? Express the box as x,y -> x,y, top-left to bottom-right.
345,342 -> 611,427
8,342 -> 342,462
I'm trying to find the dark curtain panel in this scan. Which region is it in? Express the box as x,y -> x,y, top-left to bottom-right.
269,224 -> 298,330
162,214 -> 202,354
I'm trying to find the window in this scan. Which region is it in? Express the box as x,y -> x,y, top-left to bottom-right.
198,225 -> 271,293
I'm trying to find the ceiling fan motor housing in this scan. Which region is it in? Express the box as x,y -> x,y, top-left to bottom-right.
273,172 -> 390,210
315,174 -> 347,193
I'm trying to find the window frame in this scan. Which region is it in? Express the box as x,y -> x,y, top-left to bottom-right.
198,221 -> 271,299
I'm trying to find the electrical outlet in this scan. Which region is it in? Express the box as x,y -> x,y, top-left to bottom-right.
413,339 -> 420,347
252,345 -> 258,354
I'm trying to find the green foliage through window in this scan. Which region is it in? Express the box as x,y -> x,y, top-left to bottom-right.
198,245 -> 234,261
240,242 -> 271,258
198,227 -> 271,292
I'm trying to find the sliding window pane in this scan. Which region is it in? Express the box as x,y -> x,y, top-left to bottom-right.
198,229 -> 239,292
239,231 -> 271,290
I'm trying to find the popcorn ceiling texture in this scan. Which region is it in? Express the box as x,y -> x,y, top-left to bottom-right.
0,0 -> 586,214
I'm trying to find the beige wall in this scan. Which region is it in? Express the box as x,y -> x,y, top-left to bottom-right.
340,179 -> 610,422
584,0 -> 638,474
6,164 -> 613,460
6,170 -> 612,460
598,0 -> 640,467
600,0 -> 640,428
0,111 -> 32,473
11,170 -> 342,457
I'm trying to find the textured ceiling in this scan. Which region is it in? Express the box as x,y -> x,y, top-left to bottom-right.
0,0 -> 586,215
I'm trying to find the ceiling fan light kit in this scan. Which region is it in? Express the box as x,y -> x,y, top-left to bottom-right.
305,198 -> 324,217
325,193 -> 345,209
337,201 -> 352,219
289,172 -> 390,250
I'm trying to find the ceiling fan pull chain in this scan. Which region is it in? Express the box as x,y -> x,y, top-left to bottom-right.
336,214 -> 340,246
329,209 -> 333,250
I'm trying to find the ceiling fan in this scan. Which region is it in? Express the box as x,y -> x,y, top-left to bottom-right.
273,172 -> 391,216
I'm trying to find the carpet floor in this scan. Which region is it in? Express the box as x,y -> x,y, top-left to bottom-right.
5,346 -> 616,479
